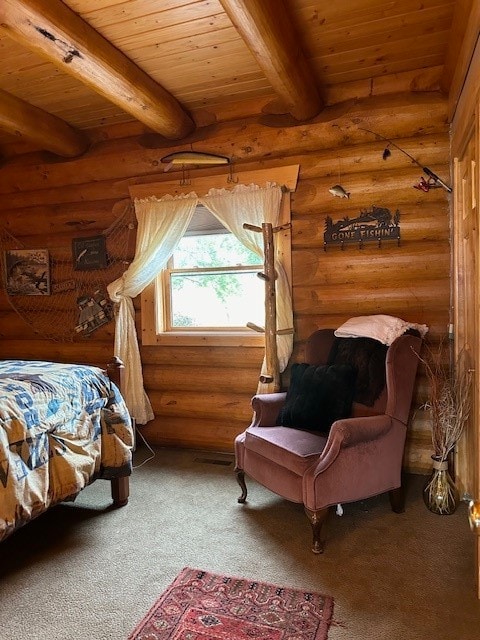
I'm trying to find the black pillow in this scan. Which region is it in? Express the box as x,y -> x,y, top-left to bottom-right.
277,363 -> 357,433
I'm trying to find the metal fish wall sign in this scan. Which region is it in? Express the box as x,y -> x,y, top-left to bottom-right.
161,151 -> 230,172
324,205 -> 400,249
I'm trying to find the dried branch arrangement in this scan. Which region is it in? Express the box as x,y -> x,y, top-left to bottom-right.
415,342 -> 473,461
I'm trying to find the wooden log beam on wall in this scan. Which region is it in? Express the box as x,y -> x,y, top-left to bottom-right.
0,92 -> 448,202
219,0 -> 323,121
0,87 -> 89,157
0,0 -> 195,140
0,123 -> 450,200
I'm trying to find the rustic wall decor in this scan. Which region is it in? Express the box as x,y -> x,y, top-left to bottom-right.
4,249 -> 50,295
0,202 -> 135,342
72,235 -> 108,270
74,288 -> 113,336
51,279 -> 76,294
359,127 -> 452,193
324,206 -> 400,249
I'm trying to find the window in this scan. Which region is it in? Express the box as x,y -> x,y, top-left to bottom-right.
162,210 -> 264,331
137,166 -> 296,347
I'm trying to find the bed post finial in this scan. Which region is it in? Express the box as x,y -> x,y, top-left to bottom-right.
107,356 -> 124,391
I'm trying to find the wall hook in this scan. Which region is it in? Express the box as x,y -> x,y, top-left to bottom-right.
180,164 -> 191,186
227,160 -> 238,183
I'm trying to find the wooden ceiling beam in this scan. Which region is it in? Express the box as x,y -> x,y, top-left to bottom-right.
0,0 -> 195,140
0,87 -> 89,157
219,0 -> 323,121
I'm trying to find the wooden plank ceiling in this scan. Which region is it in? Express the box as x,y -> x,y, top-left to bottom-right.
0,0 -> 471,156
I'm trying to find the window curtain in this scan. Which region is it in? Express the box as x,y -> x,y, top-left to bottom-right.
198,183 -> 293,393
108,183 -> 294,422
107,194 -> 198,423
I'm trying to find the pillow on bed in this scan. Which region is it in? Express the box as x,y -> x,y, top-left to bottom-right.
277,363 -> 357,433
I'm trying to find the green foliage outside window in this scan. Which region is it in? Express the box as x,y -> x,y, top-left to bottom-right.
170,234 -> 263,328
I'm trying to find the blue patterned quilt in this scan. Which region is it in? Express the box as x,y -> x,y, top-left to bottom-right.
0,360 -> 134,542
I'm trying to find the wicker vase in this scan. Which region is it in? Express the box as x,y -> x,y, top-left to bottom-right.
423,455 -> 459,515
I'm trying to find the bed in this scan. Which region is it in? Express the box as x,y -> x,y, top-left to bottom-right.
0,357 -> 134,543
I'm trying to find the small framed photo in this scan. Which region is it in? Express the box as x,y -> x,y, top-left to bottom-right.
72,235 -> 108,271
4,249 -> 51,296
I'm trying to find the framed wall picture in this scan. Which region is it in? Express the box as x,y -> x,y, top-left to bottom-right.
72,235 -> 108,271
4,249 -> 51,295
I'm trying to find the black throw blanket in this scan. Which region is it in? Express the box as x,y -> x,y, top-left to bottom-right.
327,337 -> 388,406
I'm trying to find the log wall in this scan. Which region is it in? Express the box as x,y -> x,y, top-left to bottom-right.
0,91 -> 451,472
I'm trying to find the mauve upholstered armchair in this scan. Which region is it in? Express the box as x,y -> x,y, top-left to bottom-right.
234,328 -> 422,553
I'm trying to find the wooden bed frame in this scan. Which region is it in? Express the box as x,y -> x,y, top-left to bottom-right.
106,356 -> 130,507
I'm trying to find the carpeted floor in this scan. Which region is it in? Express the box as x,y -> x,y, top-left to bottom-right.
0,445 -> 479,640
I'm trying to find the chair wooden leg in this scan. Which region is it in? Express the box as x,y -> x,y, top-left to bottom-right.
111,476 -> 129,507
389,486 -> 405,513
235,468 -> 248,503
304,507 -> 329,554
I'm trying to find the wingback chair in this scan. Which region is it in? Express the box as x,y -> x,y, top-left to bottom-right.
234,328 -> 422,553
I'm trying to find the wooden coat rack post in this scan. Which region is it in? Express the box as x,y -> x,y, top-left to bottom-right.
244,221 -> 292,392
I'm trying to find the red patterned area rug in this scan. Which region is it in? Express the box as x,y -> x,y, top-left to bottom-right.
128,567 -> 334,640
